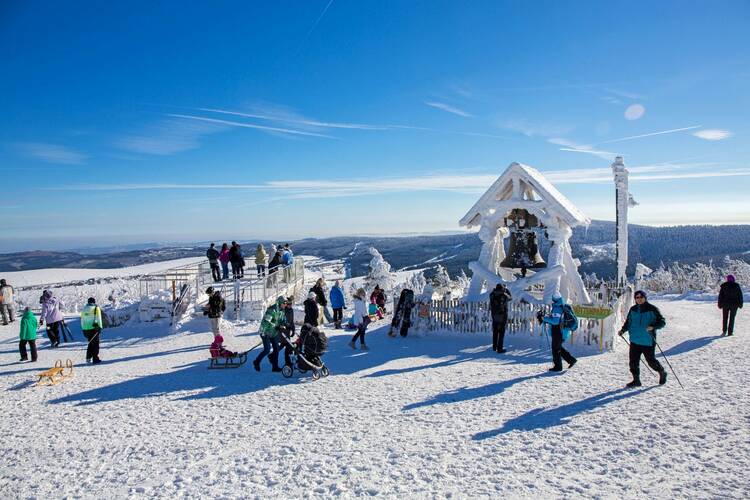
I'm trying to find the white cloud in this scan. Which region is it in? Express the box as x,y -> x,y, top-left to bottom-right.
15,142 -> 88,165
547,137 -> 618,160
197,107 -> 387,130
693,129 -> 733,141
624,104 -> 646,120
57,163 -> 750,198
500,119 -> 573,138
116,118 -> 227,156
598,125 -> 702,144
166,114 -> 335,139
424,101 -> 472,118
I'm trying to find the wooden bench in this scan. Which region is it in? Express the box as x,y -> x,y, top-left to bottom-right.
36,359 -> 74,386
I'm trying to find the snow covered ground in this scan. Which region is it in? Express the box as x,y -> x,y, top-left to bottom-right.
2,257 -> 205,287
0,273 -> 748,497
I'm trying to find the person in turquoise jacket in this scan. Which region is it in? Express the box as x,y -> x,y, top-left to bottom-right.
19,307 -> 38,362
619,290 -> 667,387
541,293 -> 578,372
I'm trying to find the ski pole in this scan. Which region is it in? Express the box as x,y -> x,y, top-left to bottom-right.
654,339 -> 684,389
618,332 -> 656,376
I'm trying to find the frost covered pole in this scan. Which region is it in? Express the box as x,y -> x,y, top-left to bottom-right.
612,156 -> 629,288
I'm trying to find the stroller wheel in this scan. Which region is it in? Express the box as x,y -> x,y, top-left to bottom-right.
321,366 -> 330,377
311,369 -> 321,380
281,365 -> 293,378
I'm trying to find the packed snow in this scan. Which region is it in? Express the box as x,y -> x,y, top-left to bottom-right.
0,259 -> 748,498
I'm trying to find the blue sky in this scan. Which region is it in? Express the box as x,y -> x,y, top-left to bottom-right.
1,1 -> 748,251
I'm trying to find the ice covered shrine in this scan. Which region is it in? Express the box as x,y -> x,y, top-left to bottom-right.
460,162 -> 592,305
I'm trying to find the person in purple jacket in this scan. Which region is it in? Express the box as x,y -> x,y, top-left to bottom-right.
39,290 -> 64,347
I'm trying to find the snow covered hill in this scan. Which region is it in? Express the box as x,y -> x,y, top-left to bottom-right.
0,264 -> 747,498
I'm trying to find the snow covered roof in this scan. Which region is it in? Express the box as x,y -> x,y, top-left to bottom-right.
459,162 -> 590,229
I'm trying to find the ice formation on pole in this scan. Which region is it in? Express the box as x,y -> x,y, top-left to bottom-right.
612,156 -> 636,287
459,162 -> 591,304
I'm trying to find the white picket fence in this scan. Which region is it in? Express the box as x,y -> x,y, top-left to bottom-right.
403,288 -> 631,352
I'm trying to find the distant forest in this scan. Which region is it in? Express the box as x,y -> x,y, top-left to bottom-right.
1,221 -> 748,279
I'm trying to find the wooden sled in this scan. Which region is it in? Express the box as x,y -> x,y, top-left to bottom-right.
208,351 -> 248,369
36,359 -> 74,386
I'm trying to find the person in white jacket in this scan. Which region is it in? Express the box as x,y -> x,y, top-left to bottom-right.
0,279 -> 15,324
348,288 -> 370,351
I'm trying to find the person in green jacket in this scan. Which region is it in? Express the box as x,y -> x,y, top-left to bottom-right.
618,290 -> 668,387
80,297 -> 103,364
19,307 -> 38,362
253,296 -> 288,372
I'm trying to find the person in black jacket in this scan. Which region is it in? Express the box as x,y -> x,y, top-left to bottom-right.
206,243 -> 221,282
489,283 -> 512,353
203,287 -> 226,335
718,274 -> 743,336
304,292 -> 319,325
310,278 -> 332,322
229,241 -> 242,280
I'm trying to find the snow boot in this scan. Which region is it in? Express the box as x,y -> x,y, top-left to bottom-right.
272,366 -> 282,373
658,369 -> 668,385
360,343 -> 370,351
253,359 -> 261,372
348,340 -> 356,349
626,379 -> 642,388
92,358 -> 102,365
387,328 -> 396,337
727,332 -> 734,336
548,366 -> 562,372
496,348 -> 506,354
568,358 -> 577,369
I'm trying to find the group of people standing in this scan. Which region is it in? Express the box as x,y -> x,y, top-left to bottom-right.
14,289 -> 104,365
206,242 -> 295,282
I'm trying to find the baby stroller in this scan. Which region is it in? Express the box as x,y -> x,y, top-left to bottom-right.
280,323 -> 330,380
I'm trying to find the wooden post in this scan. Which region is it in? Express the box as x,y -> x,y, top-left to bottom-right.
172,280 -> 176,303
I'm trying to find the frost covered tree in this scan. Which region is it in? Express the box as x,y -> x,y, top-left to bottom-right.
366,247 -> 395,291
432,264 -> 452,297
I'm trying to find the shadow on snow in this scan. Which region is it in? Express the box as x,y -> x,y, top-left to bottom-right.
472,386 -> 655,440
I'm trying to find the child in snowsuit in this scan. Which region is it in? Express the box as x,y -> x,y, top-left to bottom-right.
19,307 -> 38,362
541,293 -> 578,372
210,334 -> 237,358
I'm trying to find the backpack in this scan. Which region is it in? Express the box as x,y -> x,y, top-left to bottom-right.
561,304 -> 578,332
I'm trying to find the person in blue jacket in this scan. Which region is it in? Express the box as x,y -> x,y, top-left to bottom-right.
618,290 -> 668,387
329,280 -> 346,329
541,293 -> 578,372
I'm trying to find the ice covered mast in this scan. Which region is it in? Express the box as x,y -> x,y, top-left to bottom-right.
612,156 -> 629,287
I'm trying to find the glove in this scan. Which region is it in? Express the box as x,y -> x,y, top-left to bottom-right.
646,326 -> 654,332
535,311 -> 544,324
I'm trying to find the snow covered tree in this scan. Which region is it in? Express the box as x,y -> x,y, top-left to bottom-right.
432,264 -> 452,297
366,247 -> 395,290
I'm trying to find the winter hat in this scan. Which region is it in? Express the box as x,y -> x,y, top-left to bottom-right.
205,287 -> 214,295
42,290 -> 52,300
552,292 -> 562,302
0,279 -> 5,286
308,292 -> 317,300
214,334 -> 223,342
634,290 -> 647,299
727,274 -> 736,283
87,297 -> 96,305
276,296 -> 287,306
